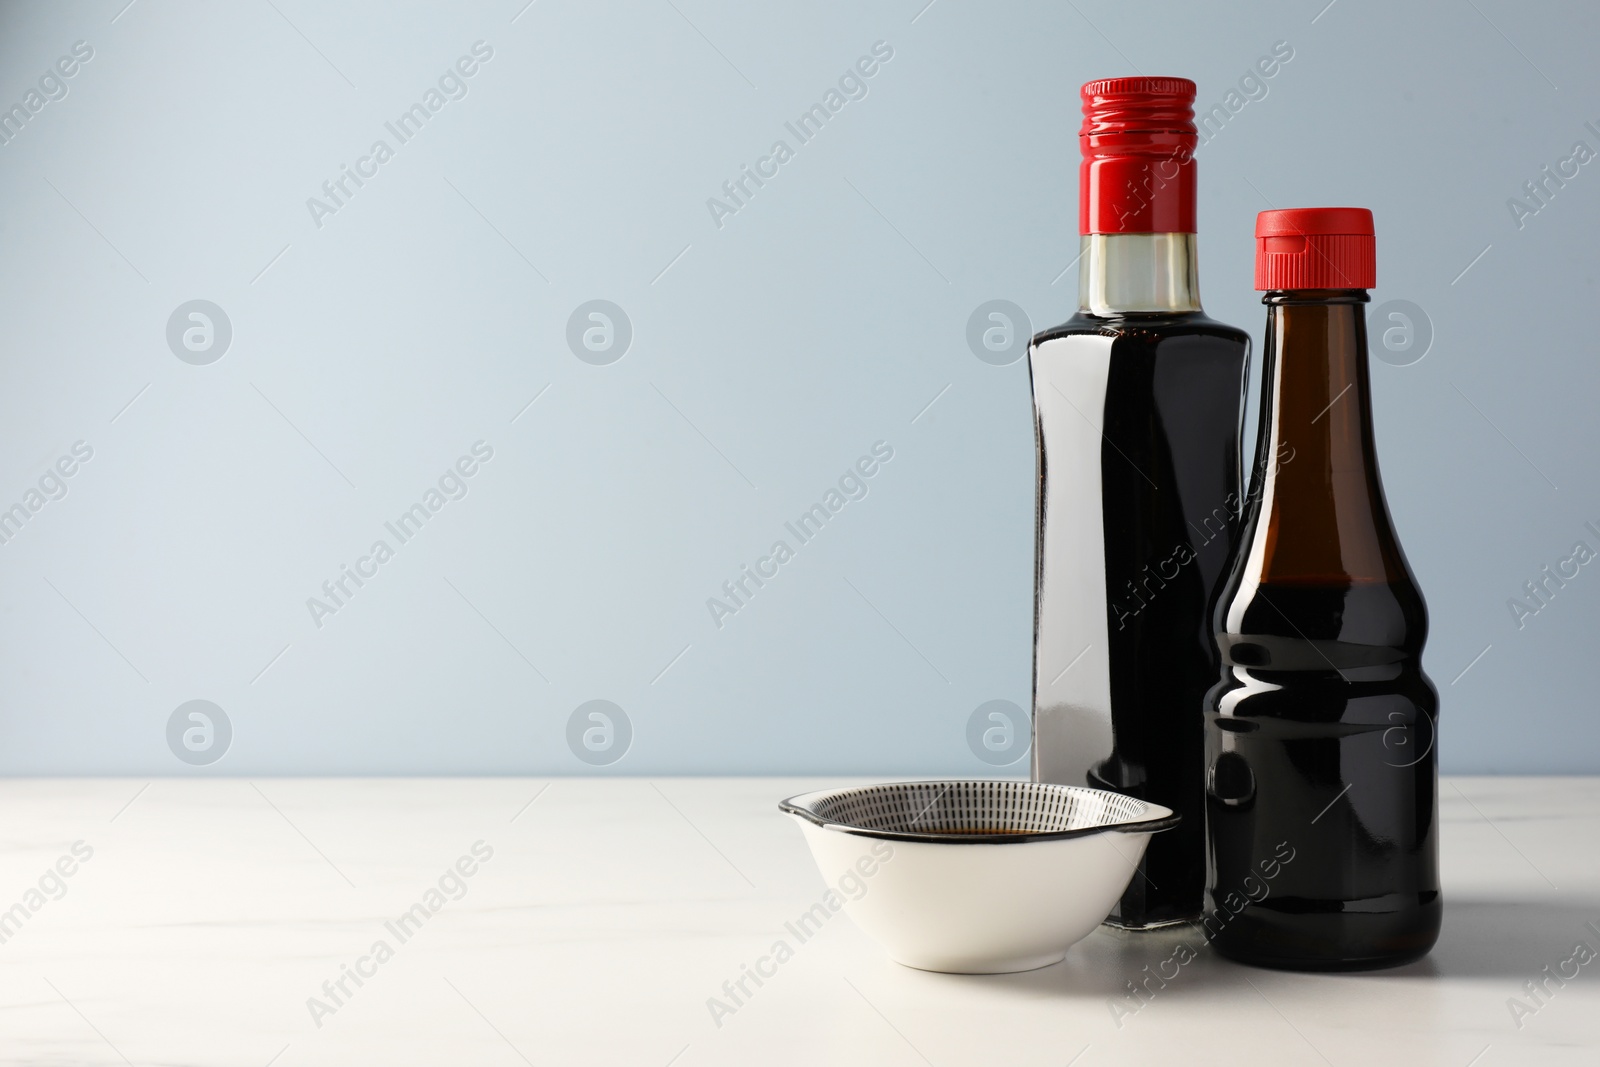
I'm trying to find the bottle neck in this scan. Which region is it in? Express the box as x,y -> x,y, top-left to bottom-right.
1077,233 -> 1202,315
1237,289 -> 1405,587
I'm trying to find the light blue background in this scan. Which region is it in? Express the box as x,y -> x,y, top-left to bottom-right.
0,0 -> 1594,775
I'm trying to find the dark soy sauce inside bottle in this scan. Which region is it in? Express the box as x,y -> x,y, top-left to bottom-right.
1204,208 -> 1439,970
1034,310 -> 1249,927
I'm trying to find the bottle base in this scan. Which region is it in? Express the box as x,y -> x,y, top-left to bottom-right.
1213,941 -> 1434,973
1102,913 -> 1201,933
1207,894 -> 1441,972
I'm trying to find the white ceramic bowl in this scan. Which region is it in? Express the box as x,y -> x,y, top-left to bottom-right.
780,780 -> 1177,974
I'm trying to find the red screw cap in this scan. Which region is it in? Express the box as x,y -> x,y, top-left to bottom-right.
1254,207 -> 1376,290
1079,77 -> 1197,235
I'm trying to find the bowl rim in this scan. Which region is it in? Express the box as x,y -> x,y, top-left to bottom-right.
778,779 -> 1180,845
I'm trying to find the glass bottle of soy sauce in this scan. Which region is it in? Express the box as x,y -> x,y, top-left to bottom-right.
1030,77 -> 1250,928
1204,208 -> 1440,970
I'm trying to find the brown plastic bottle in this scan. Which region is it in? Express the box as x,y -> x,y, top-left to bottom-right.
1203,208 -> 1440,970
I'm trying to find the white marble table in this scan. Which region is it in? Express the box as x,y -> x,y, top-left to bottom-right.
0,777 -> 1594,1065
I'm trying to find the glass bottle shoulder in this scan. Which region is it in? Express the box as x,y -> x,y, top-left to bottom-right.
1031,311 -> 1251,350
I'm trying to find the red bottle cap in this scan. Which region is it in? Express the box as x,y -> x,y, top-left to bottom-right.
1254,208 -> 1376,290
1079,76 -> 1197,235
